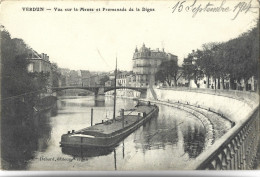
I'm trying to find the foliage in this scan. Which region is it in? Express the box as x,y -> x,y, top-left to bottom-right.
183,22 -> 259,90
51,63 -> 61,87
100,75 -> 110,86
1,29 -> 54,123
155,59 -> 181,86
182,50 -> 204,88
1,30 -> 35,98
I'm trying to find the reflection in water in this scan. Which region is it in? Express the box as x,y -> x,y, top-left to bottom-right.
1,124 -> 38,170
1,96 -> 208,170
183,124 -> 206,158
122,141 -> 125,159
1,107 -> 55,170
61,146 -> 114,159
114,149 -> 117,170
134,114 -> 179,151
94,101 -> 105,107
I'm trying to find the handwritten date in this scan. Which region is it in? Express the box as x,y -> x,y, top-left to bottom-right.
172,0 -> 256,20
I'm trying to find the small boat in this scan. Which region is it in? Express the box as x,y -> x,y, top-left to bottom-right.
60,57 -> 159,148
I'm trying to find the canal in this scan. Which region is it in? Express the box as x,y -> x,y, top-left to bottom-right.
2,96 -> 207,170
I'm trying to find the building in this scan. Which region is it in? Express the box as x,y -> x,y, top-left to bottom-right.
132,44 -> 178,87
81,70 -> 91,86
27,51 -> 52,73
105,79 -> 115,87
82,73 -> 104,87
58,68 -> 70,86
116,71 -> 131,87
27,50 -> 54,92
67,70 -> 82,86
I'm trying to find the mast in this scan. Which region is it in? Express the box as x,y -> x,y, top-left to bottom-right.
113,57 -> 117,122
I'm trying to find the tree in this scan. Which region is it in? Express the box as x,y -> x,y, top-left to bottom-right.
155,70 -> 168,85
155,59 -> 181,86
100,75 -> 110,86
193,23 -> 259,91
51,63 -> 61,88
1,30 -> 34,98
198,43 -> 225,89
182,50 -> 204,88
183,23 -> 259,91
1,29 -> 57,123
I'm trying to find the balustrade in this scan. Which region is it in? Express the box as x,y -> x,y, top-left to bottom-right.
196,109 -> 259,170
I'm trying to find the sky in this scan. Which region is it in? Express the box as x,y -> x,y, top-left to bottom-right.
0,0 -> 259,72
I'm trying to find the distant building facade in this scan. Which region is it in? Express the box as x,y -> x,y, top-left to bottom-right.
132,44 -> 178,87
27,50 -> 54,92
27,51 -> 52,73
82,73 -> 104,87
66,70 -> 82,86
81,70 -> 91,86
105,79 -> 115,87
116,71 -> 131,87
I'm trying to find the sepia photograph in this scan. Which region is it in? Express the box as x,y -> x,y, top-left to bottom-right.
0,0 -> 259,175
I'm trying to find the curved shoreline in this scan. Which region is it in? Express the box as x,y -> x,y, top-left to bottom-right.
139,99 -> 232,149
146,88 -> 259,169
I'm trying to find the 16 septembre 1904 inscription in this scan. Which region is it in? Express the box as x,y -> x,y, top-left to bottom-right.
171,0 -> 259,20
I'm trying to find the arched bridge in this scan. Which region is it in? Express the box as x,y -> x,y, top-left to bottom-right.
51,86 -> 147,94
51,86 -> 148,100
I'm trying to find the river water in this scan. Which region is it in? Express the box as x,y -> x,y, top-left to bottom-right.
2,96 -> 207,170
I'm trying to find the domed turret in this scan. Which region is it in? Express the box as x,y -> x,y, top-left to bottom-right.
139,43 -> 149,53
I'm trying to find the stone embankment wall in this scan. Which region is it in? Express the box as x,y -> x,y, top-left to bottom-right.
146,87 -> 259,169
147,88 -> 258,124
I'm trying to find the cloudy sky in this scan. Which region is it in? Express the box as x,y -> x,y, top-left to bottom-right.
1,0 -> 258,72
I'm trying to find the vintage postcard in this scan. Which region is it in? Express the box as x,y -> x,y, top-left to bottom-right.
0,0 -> 259,174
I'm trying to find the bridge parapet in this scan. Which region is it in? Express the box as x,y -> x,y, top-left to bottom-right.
103,86 -> 147,93
52,86 -> 147,94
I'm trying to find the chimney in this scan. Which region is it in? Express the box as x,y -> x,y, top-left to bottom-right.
46,55 -> 49,61
41,53 -> 45,60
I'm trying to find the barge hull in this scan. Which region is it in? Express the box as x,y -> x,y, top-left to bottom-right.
60,105 -> 158,148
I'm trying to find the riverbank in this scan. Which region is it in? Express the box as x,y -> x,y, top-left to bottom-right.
145,88 -> 259,170
139,98 -> 232,147
147,88 -> 258,124
33,96 -> 57,115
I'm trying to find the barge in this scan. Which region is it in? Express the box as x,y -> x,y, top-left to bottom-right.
60,102 -> 159,148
